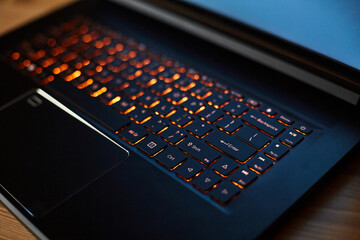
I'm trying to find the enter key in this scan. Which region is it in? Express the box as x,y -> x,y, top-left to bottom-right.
205,131 -> 257,163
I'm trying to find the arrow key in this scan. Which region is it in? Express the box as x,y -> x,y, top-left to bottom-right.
192,170 -> 222,191
175,158 -> 204,181
210,181 -> 240,204
212,156 -> 239,176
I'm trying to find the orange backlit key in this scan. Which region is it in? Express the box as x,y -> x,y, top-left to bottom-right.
247,155 -> 273,174
231,166 -> 257,188
192,170 -> 221,191
175,158 -> 203,181
210,181 -> 239,203
128,106 -> 152,124
137,134 -> 167,156
118,123 -> 148,144
156,147 -> 186,170
144,115 -> 169,134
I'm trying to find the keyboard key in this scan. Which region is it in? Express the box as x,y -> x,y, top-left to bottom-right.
153,100 -> 177,117
119,123 -> 148,144
112,96 -> 135,114
85,82 -> 107,97
223,100 -> 248,117
242,110 -> 285,137
156,147 -> 187,169
276,114 -> 294,126
259,105 -> 277,117
158,67 -> 178,82
135,73 -> 157,87
205,130 -> 257,163
175,77 -> 195,91
212,156 -> 239,176
122,82 -> 144,99
210,181 -> 240,203
175,158 -> 204,181
294,122 -> 313,135
121,65 -> 139,78
190,83 -> 212,99
145,60 -> 162,71
214,82 -> 229,93
169,109 -> 194,127
128,106 -> 152,123
280,130 -> 304,147
179,136 -> 221,165
245,97 -> 260,108
229,89 -> 244,101
161,126 -> 187,144
264,142 -> 289,160
207,91 -> 229,108
198,107 -> 223,123
248,155 -> 273,174
151,81 -> 172,96
99,90 -> 120,105
235,125 -> 271,149
231,167 -> 257,188
137,91 -> 159,108
144,115 -> 169,134
186,119 -> 213,137
182,96 -> 205,114
107,76 -> 129,90
137,134 -> 167,156
192,170 -> 221,191
166,89 -> 187,105
216,115 -> 242,133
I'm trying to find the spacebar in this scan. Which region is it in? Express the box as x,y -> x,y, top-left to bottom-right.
46,80 -> 130,132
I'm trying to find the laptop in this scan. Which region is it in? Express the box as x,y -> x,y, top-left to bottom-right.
0,0 -> 359,239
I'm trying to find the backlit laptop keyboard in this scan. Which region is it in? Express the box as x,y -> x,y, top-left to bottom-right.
5,16 -> 313,205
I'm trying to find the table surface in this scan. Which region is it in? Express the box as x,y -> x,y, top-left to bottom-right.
0,1 -> 359,239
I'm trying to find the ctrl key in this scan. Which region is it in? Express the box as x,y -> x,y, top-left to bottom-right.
155,147 -> 187,170
210,181 -> 240,204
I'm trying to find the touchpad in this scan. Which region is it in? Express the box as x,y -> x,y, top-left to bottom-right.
0,90 -> 129,217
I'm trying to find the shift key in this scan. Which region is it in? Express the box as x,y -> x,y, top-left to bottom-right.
179,136 -> 220,165
242,110 -> 285,137
205,131 -> 257,163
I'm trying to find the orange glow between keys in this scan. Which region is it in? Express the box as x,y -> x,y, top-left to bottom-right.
41,58 -> 56,68
103,37 -> 111,46
128,51 -> 136,58
47,38 -> 56,47
41,75 -> 55,85
95,66 -> 103,73
76,79 -> 93,89
11,52 -> 20,60
19,59 -> 31,69
115,43 -> 123,51
33,67 -> 43,75
53,63 -> 68,74
82,34 -> 92,43
30,50 -> 45,61
75,62 -> 83,69
62,52 -> 77,62
145,78 -> 157,87
79,24 -> 89,34
91,87 -> 107,97
108,48 -> 117,55
107,96 -> 121,105
65,70 -> 81,82
95,41 -> 104,49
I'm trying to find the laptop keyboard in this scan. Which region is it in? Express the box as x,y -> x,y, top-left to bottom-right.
5,16 -> 313,205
